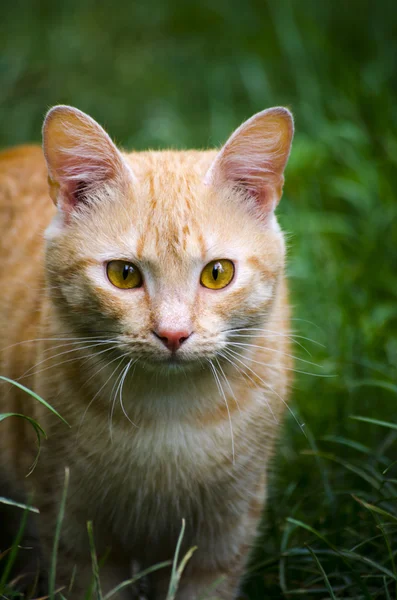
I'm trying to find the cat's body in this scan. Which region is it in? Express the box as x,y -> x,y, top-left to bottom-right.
0,107 -> 293,599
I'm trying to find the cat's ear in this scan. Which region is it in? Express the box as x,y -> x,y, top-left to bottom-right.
205,107 -> 294,215
42,105 -> 132,214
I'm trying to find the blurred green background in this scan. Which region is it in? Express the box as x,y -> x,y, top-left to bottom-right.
1,0 -> 397,597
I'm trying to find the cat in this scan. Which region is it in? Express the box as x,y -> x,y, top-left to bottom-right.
0,104 -> 293,599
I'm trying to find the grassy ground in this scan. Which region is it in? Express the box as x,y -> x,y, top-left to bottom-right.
1,0 -> 397,597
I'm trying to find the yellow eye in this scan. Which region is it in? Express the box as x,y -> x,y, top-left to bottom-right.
200,259 -> 235,290
106,261 -> 143,289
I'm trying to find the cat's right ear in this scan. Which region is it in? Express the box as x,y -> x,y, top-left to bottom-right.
204,107 -> 294,218
42,105 -> 133,216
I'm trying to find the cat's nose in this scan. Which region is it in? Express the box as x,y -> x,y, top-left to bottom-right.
153,329 -> 192,352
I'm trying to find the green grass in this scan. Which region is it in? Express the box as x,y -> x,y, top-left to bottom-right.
1,0 -> 397,597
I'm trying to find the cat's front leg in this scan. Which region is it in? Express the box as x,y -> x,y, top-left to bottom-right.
151,525 -> 256,600
152,560 -> 244,600
37,526 -> 133,599
173,567 -> 243,600
44,552 -> 133,600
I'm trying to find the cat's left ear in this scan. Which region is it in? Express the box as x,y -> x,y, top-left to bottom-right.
42,105 -> 132,214
205,107 -> 294,215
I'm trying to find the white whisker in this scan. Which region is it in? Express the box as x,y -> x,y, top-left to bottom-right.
18,340 -> 119,380
109,361 -> 130,440
221,349 -> 277,424
225,327 -> 325,348
77,353 -> 129,435
208,359 -> 235,464
119,359 -> 138,428
1,335 -> 119,353
223,348 -> 306,437
225,345 -> 332,378
226,341 -> 325,369
17,344 -> 119,381
215,356 -> 241,416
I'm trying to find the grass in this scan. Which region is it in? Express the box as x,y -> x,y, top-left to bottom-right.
1,0 -> 397,597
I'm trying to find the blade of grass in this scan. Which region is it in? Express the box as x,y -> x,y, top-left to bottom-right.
287,517 -> 372,599
384,576 -> 392,600
49,467 -> 70,600
352,495 -> 397,598
383,460 -> 397,476
301,450 -> 381,489
166,519 -> 197,600
279,517 -> 295,594
103,561 -> 172,600
0,496 -> 39,513
87,521 -> 102,600
306,546 -> 337,600
166,546 -> 197,600
350,415 -> 397,431
353,495 -> 397,524
0,508 -> 29,595
351,380 -> 397,394
0,376 -> 69,426
337,550 -> 396,580
0,413 -> 46,475
171,519 -> 185,582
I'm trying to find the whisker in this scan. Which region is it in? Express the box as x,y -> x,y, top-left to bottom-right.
227,330 -> 323,357
223,348 -> 306,437
1,335 -> 119,353
208,359 -> 235,464
221,349 -> 277,424
18,345 -> 119,381
214,356 -> 241,416
77,353 -> 129,435
226,341 -> 325,369
226,327 -> 325,348
119,359 -> 138,428
109,362 -> 129,440
225,346 -> 333,378
18,341 -> 118,380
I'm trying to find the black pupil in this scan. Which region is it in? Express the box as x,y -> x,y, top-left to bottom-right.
122,265 -> 131,280
212,263 -> 222,280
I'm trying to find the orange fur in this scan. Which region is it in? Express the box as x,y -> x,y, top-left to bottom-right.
0,106 -> 293,599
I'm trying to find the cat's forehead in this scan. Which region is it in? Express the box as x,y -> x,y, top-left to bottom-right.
124,150 -> 216,191
120,150 -> 230,261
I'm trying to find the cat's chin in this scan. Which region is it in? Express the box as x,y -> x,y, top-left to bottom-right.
141,354 -> 205,375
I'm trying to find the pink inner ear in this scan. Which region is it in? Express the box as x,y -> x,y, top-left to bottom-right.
57,150 -> 117,207
206,107 -> 293,215
43,105 -> 129,212
217,152 -> 284,214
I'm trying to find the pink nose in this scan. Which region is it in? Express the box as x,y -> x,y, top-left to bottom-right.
153,329 -> 191,352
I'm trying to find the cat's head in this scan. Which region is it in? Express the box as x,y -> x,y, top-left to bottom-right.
42,105 -> 293,371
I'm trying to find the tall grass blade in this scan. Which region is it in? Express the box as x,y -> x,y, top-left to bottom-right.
350,415 -> 397,431
49,467 -> 70,600
103,561 -> 172,600
87,521 -> 102,600
0,376 -> 69,426
166,519 -> 197,600
0,496 -> 39,513
306,546 -> 337,600
0,508 -> 29,596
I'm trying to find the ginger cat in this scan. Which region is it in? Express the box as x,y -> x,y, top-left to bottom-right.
0,105 -> 293,599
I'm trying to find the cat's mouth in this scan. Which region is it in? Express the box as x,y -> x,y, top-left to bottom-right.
140,350 -> 206,374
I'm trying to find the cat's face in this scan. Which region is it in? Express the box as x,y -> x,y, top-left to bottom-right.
43,106 -> 293,371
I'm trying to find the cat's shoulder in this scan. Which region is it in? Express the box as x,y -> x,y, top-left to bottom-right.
0,144 -> 54,236
0,144 -> 45,174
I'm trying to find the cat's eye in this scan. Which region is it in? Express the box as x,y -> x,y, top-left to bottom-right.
200,259 -> 234,290
106,261 -> 143,289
